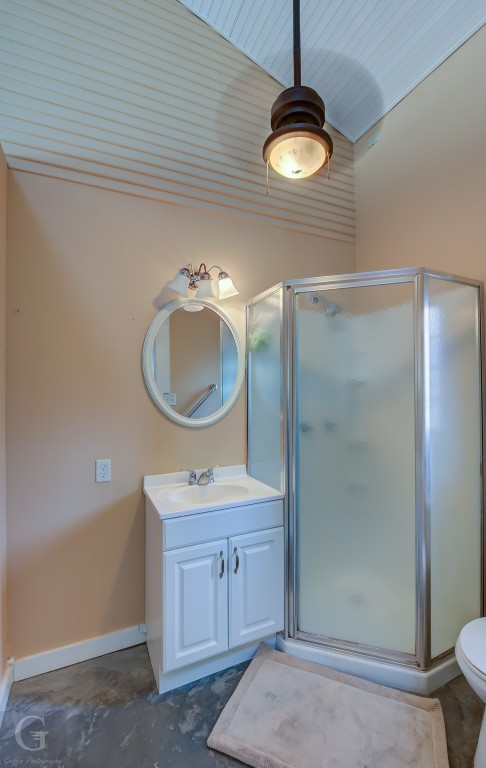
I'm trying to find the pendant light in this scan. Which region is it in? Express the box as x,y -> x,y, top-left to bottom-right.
263,0 -> 333,179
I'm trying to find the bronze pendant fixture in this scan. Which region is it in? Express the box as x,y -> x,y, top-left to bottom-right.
263,0 -> 333,179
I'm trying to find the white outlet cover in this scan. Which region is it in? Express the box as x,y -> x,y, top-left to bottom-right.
95,459 -> 111,483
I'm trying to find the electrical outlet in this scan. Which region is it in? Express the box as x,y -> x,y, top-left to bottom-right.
95,459 -> 111,483
163,392 -> 177,406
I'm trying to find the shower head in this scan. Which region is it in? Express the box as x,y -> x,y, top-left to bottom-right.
325,302 -> 340,317
309,293 -> 341,317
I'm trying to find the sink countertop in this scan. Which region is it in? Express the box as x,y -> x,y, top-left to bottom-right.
144,464 -> 283,520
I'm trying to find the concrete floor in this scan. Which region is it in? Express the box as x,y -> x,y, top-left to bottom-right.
0,644 -> 483,767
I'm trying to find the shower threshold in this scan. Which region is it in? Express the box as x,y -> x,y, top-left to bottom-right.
277,635 -> 460,695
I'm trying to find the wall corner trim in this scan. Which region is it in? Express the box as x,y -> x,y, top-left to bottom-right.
13,624 -> 147,683
0,662 -> 14,727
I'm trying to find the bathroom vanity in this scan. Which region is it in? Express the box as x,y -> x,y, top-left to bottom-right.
144,466 -> 284,694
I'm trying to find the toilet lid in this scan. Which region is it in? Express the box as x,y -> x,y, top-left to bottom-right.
460,618 -> 486,672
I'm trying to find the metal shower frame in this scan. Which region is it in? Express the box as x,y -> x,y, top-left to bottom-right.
247,266 -> 485,671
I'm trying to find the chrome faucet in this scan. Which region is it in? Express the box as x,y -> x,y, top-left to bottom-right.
183,469 -> 197,486
197,465 -> 219,485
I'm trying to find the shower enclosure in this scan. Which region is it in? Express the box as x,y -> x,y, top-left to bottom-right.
247,268 -> 484,691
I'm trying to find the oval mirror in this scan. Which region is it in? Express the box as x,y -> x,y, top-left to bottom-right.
142,299 -> 245,427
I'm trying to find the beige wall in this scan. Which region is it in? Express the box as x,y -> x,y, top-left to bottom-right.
0,146 -> 7,680
6,170 -> 355,659
355,25 -> 486,280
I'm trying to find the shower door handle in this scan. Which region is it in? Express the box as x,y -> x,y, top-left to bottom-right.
233,547 -> 239,575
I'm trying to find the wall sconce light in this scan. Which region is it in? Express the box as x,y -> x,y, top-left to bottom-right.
167,263 -> 239,302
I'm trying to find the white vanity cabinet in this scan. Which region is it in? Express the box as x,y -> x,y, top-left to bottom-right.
229,528 -> 284,647
164,539 -> 229,671
164,526 -> 284,673
144,471 -> 284,694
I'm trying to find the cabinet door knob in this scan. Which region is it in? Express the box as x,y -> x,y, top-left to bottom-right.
233,546 -> 239,575
219,551 -> 225,579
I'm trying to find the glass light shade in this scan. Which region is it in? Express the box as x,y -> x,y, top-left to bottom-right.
196,276 -> 217,299
264,128 -> 332,179
218,273 -> 239,299
183,302 -> 204,312
167,269 -> 190,296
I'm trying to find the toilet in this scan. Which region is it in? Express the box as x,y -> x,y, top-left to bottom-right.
456,618 -> 486,767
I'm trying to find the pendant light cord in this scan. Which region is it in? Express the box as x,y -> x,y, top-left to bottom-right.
293,0 -> 301,86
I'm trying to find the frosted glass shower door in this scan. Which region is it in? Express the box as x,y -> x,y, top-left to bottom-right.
428,278 -> 482,659
247,289 -> 284,493
295,281 -> 417,656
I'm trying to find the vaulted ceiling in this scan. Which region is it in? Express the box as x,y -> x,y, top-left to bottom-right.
179,0 -> 486,142
0,1 -> 484,242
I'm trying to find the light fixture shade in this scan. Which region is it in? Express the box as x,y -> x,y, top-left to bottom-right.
167,268 -> 190,296
166,263 -> 237,303
218,271 -> 239,299
196,274 -> 217,299
263,86 -> 333,180
183,302 -> 204,312
263,125 -> 332,179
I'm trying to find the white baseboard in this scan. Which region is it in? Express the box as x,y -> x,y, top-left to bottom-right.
13,624 -> 146,682
0,661 -> 14,727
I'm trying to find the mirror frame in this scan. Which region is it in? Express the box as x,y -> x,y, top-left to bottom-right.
142,298 -> 246,427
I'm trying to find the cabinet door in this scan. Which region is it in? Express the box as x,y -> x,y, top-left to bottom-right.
229,527 -> 284,648
163,540 -> 228,672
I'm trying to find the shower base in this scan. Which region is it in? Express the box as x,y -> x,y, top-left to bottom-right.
277,635 -> 460,695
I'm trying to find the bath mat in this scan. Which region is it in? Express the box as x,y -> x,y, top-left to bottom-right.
207,643 -> 449,768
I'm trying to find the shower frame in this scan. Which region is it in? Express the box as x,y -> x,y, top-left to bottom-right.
247,267 -> 485,672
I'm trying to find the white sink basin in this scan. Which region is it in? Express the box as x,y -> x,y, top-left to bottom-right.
168,483 -> 250,506
144,465 -> 283,519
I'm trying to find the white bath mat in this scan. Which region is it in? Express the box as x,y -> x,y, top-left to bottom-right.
208,643 -> 449,768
